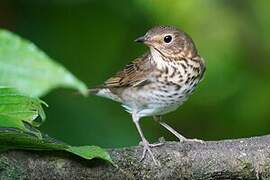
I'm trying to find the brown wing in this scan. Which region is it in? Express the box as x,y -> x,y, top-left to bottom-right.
103,52 -> 153,88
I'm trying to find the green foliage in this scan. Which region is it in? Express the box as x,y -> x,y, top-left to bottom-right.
0,87 -> 45,137
0,127 -> 112,163
67,146 -> 112,162
0,29 -> 87,97
0,87 -> 112,163
0,30 -> 112,163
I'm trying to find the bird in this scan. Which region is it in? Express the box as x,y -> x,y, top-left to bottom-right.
89,25 -> 206,165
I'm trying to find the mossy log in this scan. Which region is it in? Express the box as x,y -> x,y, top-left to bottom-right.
1,135 -> 270,179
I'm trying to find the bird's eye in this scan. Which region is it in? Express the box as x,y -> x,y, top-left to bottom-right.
164,35 -> 172,43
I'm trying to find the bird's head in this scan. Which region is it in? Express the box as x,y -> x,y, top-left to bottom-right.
135,25 -> 198,59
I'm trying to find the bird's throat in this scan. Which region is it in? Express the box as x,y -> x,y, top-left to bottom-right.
150,47 -> 168,70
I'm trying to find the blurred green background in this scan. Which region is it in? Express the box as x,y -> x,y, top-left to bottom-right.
1,0 -> 270,148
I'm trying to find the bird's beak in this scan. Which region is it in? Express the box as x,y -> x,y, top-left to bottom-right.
134,36 -> 146,43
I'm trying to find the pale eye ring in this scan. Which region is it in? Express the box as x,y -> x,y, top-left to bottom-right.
164,35 -> 172,43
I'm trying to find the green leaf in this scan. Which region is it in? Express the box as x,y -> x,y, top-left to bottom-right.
0,128 -> 113,163
0,87 -> 45,127
0,87 -> 45,138
0,128 -> 67,151
0,87 -> 113,163
0,30 -> 110,163
0,29 -> 88,97
67,146 -> 113,163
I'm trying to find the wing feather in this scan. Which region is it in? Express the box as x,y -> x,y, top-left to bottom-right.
103,53 -> 153,88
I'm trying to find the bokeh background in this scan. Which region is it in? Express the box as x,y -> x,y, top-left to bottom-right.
1,0 -> 270,148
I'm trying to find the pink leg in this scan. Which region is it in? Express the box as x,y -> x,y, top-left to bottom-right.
132,113 -> 162,165
154,116 -> 204,143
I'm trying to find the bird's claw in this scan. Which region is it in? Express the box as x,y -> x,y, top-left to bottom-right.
139,140 -> 163,165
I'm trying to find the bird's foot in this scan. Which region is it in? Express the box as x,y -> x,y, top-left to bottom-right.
139,140 -> 163,165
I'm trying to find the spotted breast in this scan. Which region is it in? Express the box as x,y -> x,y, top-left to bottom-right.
119,48 -> 205,117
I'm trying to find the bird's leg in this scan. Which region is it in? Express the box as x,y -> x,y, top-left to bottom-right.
132,113 -> 162,165
154,116 -> 204,143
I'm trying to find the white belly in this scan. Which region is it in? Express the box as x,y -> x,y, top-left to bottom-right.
120,84 -> 192,117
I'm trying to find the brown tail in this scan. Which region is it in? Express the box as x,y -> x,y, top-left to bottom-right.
72,88 -> 100,96
88,88 -> 100,94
